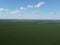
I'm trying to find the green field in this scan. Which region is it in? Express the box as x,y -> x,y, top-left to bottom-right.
0,20 -> 60,45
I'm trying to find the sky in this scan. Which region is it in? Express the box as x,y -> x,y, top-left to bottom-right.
0,0 -> 60,20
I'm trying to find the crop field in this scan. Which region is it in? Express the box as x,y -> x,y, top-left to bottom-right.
0,20 -> 60,45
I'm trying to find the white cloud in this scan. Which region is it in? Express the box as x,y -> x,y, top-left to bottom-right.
20,7 -> 26,10
49,12 -> 55,15
10,10 -> 20,14
27,5 -> 33,8
34,2 -> 45,8
0,8 -> 5,11
9,7 -> 26,15
0,8 -> 8,12
7,7 -> 26,15
27,2 -> 45,8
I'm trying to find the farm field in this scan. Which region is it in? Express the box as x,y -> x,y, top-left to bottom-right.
0,20 -> 60,45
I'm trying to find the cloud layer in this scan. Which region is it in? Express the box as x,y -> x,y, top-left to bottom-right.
0,2 -> 45,16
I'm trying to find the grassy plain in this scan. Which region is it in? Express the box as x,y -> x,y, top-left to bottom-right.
0,20 -> 60,45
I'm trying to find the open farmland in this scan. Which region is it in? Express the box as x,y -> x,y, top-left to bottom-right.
0,20 -> 60,45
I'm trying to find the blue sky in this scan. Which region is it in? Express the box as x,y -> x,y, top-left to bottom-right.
0,0 -> 60,19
